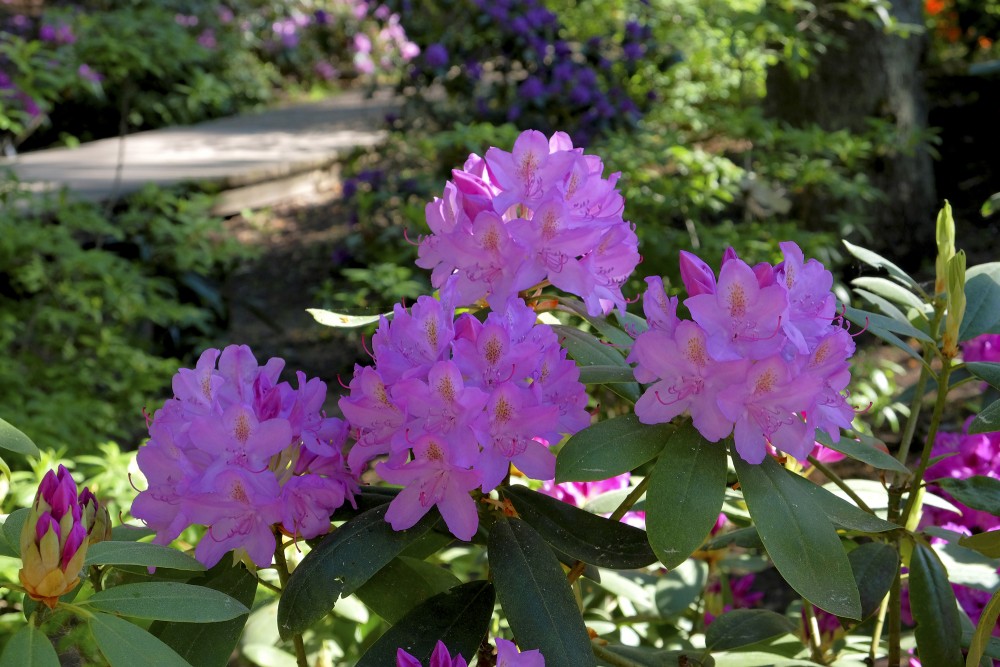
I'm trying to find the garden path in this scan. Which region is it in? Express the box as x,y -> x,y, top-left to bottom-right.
1,88 -> 396,213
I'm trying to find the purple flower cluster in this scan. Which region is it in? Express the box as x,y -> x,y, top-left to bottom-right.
132,345 -> 357,569
417,129 -> 639,317
925,417 -> 1000,534
630,243 -> 855,464
397,638 -> 543,666
340,296 -> 589,540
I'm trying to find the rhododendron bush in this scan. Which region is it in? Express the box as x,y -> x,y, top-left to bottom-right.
1,134 -> 999,667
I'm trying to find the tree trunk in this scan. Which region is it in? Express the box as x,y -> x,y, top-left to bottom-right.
765,0 -> 937,271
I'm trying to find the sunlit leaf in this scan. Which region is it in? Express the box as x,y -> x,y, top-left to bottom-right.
84,582 -> 248,622
966,588 -> 1000,667
85,541 -> 205,571
814,430 -> 910,475
556,413 -> 673,482
932,476 -> 1000,516
705,609 -> 797,651
90,613 -> 190,667
306,308 -> 384,328
0,417 -> 40,457
959,530 -> 1000,559
843,240 -> 922,291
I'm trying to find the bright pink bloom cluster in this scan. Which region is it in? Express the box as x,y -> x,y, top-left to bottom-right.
132,345 -> 357,568
629,243 -> 855,464
925,417 -> 1000,534
538,473 -> 645,527
396,639 -> 543,667
417,129 -> 640,316
962,333 -> 1000,363
341,296 -> 589,540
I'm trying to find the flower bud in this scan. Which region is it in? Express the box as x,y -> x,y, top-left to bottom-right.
18,466 -> 89,608
935,201 -> 955,296
79,487 -> 112,545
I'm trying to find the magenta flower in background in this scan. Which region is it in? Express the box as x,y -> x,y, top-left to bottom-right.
132,345 -> 358,568
342,296 -> 588,539
417,129 -> 639,316
539,473 -> 644,527
962,333 -> 1000,363
77,64 -> 103,84
631,244 -> 855,464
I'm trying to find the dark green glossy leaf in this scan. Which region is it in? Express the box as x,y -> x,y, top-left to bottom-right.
966,362 -> 1000,390
553,325 -> 640,403
703,526 -> 764,551
969,399 -> 1000,434
577,365 -> 638,384
331,485 -> 400,521
847,542 -> 899,620
960,263 -> 1000,341
909,542 -> 963,667
110,525 -> 156,542
814,430 -> 910,475
1,507 -> 28,558
967,588 -> 1000,667
149,566 -> 257,667
843,240 -> 922,291
556,413 -> 674,482
0,417 -> 40,457
277,504 -> 439,639
0,624 -> 59,667
555,295 -> 637,348
90,613 -> 190,667
85,541 -> 206,571
932,476 -> 1000,516
355,581 -> 494,667
784,472 -> 897,533
646,422 -> 727,568
733,453 -> 861,619
84,582 -> 248,622
655,559 -> 708,618
355,556 -> 462,623
705,609 -> 797,651
959,530 -> 1000,558
489,518 -> 595,667
501,485 -> 656,569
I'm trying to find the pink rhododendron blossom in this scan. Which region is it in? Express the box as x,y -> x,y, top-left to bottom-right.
631,244 -> 855,464
495,638 -> 546,666
539,473 -> 644,527
132,345 -> 358,568
342,296 -> 588,539
396,641 -> 468,667
417,129 -> 639,316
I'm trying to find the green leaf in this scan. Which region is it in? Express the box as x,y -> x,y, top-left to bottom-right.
355,556 -> 462,623
149,566 -> 257,667
306,308 -> 384,328
488,518 -> 596,667
704,526 -> 764,551
556,413 -> 674,482
277,504 -> 439,639
844,305 -> 933,343
0,624 -> 60,667
654,559 -> 708,618
501,485 -> 656,569
705,609 -> 797,651
814,430 -> 910,475
646,422 -> 727,569
959,530 -> 1000,559
784,472 -> 897,533
83,582 -> 249,622
594,645 -> 712,667
852,277 -> 927,313
0,417 -> 40,457
733,453 -> 861,619
110,525 -> 156,542
843,240 -> 922,291
85,541 -> 206,571
847,542 -> 899,620
89,612 -> 191,667
555,295 -> 637,348
909,542 -> 963,667
576,365 -> 638,384
355,581 -> 495,667
968,399 -> 1000,434
965,362 -> 1000,390
553,325 -> 640,403
967,588 -> 1000,667
1,507 -> 29,558
932,476 -> 1000,516
960,263 -> 1000,341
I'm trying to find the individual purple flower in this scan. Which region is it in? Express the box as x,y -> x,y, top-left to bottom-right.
78,64 -> 102,84
424,43 -> 448,69
963,333 -> 1000,363
397,641 -> 468,667
495,638 -> 545,666
132,345 -> 357,568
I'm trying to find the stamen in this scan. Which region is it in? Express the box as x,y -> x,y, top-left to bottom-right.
360,334 -> 375,360
402,227 -> 422,246
849,316 -> 870,338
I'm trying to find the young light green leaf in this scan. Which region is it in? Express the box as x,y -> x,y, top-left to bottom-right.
356,581 -> 495,667
501,485 -> 656,569
556,413 -> 674,482
83,582 -> 249,622
645,422 -> 727,569
932,476 -> 1000,516
909,542 -> 964,667
843,240 -> 922,292
84,541 -> 206,570
733,453 -> 861,620
0,417 -> 40,457
489,518 -> 596,667
306,308 -> 384,328
959,530 -> 1000,559
90,613 -> 191,667
1,507 -> 29,558
968,398 -> 1000,434
705,609 -> 797,651
0,624 -> 60,667
960,263 -> 1000,341
966,588 -> 1000,667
